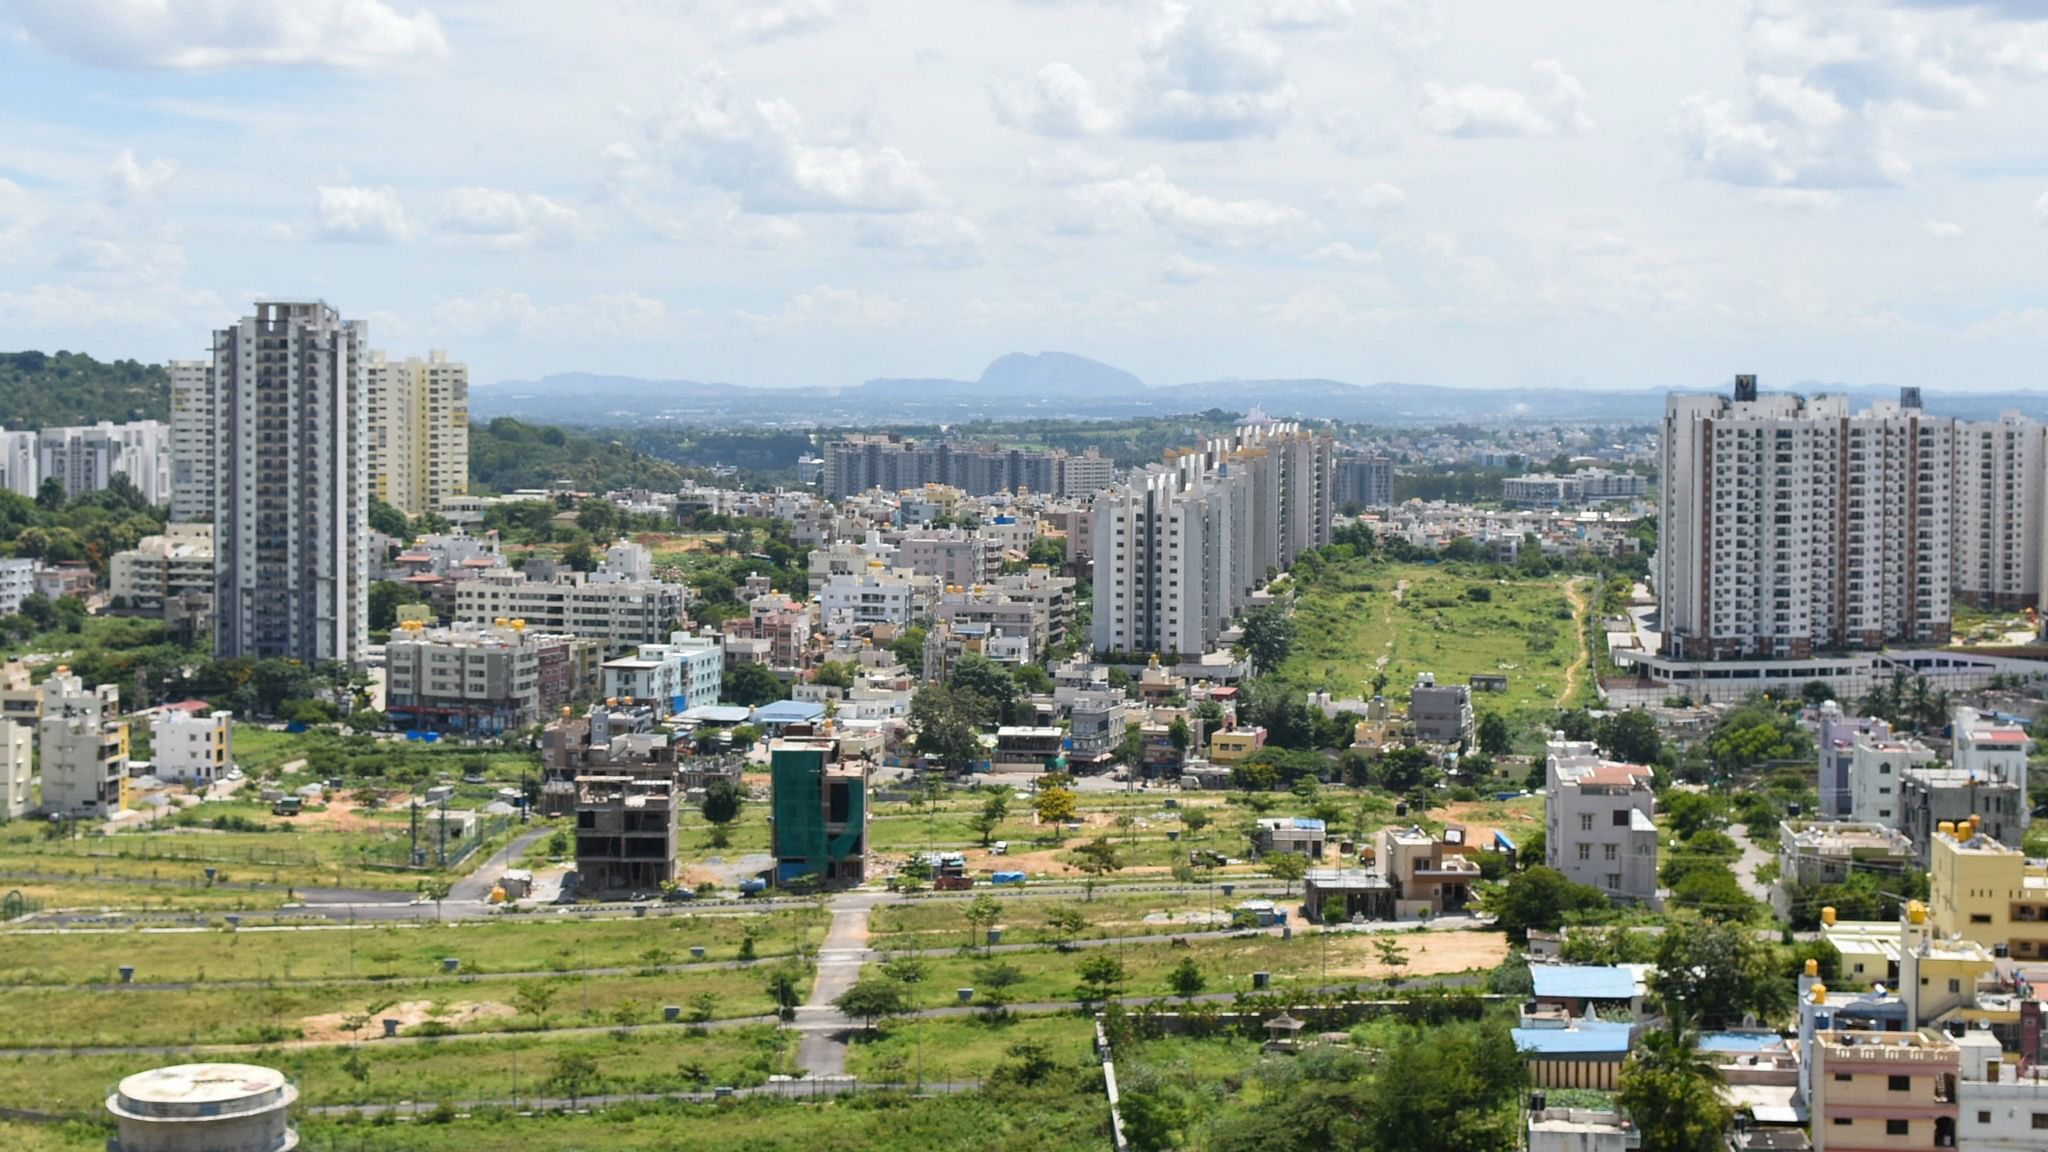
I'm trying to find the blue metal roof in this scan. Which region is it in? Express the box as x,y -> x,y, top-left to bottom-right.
1530,965 -> 1639,1001
755,700 -> 827,724
1513,1021 -> 1633,1056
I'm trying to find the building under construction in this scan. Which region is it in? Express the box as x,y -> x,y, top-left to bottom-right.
769,737 -> 868,888
573,774 -> 679,894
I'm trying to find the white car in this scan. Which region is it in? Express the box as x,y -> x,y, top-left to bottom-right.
991,841 -> 1008,856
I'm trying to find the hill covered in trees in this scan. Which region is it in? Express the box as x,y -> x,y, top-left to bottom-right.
0,351 -> 171,427
469,416 -> 697,494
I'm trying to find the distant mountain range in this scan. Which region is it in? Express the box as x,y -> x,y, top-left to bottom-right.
471,351 -> 2048,427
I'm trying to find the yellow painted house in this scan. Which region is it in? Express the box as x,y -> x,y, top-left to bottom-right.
1928,820 -> 2048,962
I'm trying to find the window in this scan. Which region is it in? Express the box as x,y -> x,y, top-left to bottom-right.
1977,1112 -> 1990,1125
1888,1075 -> 1910,1092
1578,844 -> 1591,861
1834,1073 -> 1852,1082
1885,1120 -> 1908,1136
1612,809 -> 1629,827
1604,844 -> 1618,861
1949,979 -> 1961,994
1833,1117 -> 1852,1126
1580,813 -> 1594,831
2034,1114 -> 2048,1130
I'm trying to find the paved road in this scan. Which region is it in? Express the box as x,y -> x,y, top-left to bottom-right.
449,825 -> 550,904
793,890 -> 883,1077
1727,823 -> 1777,908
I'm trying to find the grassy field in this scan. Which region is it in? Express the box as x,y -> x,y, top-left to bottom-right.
1280,559 -> 1592,718
0,966 -> 792,1049
1,910 -> 830,985
841,1014 -> 1096,1083
0,1025 -> 797,1114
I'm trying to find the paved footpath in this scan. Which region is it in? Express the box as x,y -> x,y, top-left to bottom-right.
791,891 -> 883,1077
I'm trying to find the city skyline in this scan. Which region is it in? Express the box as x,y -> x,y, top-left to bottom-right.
3,1 -> 2048,392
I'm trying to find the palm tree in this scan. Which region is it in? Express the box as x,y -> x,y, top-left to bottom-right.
1907,676 -> 1932,734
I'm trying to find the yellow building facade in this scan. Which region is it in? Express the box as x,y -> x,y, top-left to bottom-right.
1927,823 -> 2048,961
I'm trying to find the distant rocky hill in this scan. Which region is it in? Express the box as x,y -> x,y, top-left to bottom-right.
471,352 -> 2048,428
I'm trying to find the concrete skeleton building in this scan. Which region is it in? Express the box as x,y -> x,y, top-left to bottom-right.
209,300 -> 370,665
366,350 -> 469,518
1091,422 -> 1334,659
572,773 -> 679,894
770,737 -> 868,888
1544,737 -> 1659,906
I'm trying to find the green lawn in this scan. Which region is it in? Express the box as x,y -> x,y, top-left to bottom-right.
841,1014 -> 1095,1083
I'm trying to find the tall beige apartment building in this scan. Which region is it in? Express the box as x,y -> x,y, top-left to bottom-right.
367,350 -> 469,518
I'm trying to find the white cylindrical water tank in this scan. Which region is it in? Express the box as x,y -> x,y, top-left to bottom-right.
106,1063 -> 298,1152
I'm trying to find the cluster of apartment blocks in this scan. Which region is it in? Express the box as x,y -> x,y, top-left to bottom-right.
820,435 -> 1117,500
1660,376 -> 2048,662
0,420 -> 173,505
1091,422 -> 1336,659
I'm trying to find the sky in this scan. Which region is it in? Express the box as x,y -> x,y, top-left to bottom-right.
1,0 -> 2047,393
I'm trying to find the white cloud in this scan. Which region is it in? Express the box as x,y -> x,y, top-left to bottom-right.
2036,190 -> 2048,226
1924,219 -> 1962,238
736,285 -> 916,334
618,69 -> 940,215
1023,148 -> 1125,187
1056,166 -> 1309,247
1350,182 -> 1406,211
1257,0 -> 1354,32
991,63 -> 1118,137
854,212 -> 985,267
1316,109 -> 1398,156
431,290 -> 678,339
1126,4 -> 1298,139
1259,286 -> 1399,328
1418,60 -> 1592,138
1752,188 -> 1841,211
0,178 -> 39,260
107,150 -> 177,204
729,0 -> 854,42
1308,241 -> 1379,265
1160,253 -> 1218,283
437,188 -> 580,250
314,185 -> 415,243
5,0 -> 446,70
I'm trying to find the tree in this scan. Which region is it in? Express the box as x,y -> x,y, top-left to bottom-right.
1651,920 -> 1789,1028
1662,791 -> 1726,841
1167,716 -> 1192,758
1166,956 -> 1206,999
560,539 -> 596,573
549,1050 -> 598,1106
420,878 -> 452,922
1182,808 -> 1211,838
909,683 -> 984,769
1044,904 -> 1087,951
1071,837 -> 1124,896
812,660 -> 856,690
1475,866 -> 1610,941
965,893 -> 1003,953
974,960 -> 1024,1011
1374,936 -> 1410,984
35,476 -> 64,511
1476,711 -> 1513,756
834,975 -> 911,1032
949,653 -> 1019,726
1241,605 -> 1296,673
1075,953 -> 1126,1006
1264,851 -> 1308,895
766,967 -> 805,1020
1230,759 -> 1280,792
1616,1017 -> 1730,1152
724,662 -> 784,708
1596,708 -> 1663,764
1034,785 -> 1078,826
969,792 -> 1010,847
514,982 -> 557,1028
701,778 -> 745,849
